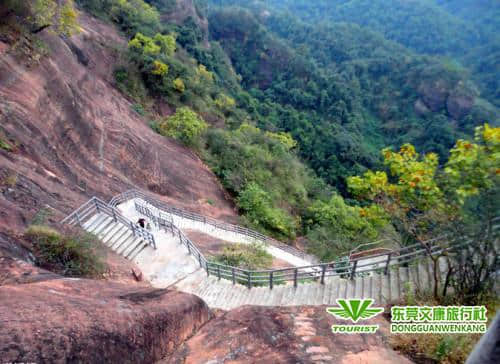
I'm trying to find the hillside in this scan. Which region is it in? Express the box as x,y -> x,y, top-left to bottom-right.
0,1 -> 498,362
0,9 -> 239,240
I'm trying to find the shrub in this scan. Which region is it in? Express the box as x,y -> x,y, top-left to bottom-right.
304,195 -> 386,261
238,182 -> 296,239
211,243 -> 273,270
0,138 -> 12,152
155,106 -> 207,146
173,77 -> 186,93
25,225 -> 106,277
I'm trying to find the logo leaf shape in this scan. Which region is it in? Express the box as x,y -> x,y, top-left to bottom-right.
326,299 -> 383,323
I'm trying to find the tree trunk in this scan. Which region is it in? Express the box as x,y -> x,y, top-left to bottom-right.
433,257 -> 440,299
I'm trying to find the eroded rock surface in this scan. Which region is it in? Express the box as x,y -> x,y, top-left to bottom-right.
0,11 -> 237,236
167,306 -> 413,364
0,278 -> 211,363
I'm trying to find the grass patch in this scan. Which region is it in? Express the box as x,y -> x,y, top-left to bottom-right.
211,242 -> 273,270
0,138 -> 12,152
25,225 -> 106,278
2,172 -> 18,187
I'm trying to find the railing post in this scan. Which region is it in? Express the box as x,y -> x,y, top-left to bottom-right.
112,209 -> 117,223
130,222 -> 136,237
294,268 -> 298,288
95,199 -> 99,213
217,265 -> 221,280
76,212 -> 82,227
206,263 -> 210,277
270,271 -> 273,289
187,243 -> 191,255
151,235 -> 156,250
350,260 -> 358,280
247,271 -> 251,289
198,254 -> 202,268
384,253 -> 392,275
321,264 -> 326,284
232,268 -> 236,285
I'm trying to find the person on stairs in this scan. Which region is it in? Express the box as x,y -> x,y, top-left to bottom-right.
137,218 -> 146,229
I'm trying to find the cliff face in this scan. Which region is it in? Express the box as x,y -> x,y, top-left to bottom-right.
0,11 -> 236,238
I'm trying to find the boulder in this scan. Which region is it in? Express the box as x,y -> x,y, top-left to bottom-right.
0,278 -> 211,363
414,99 -> 430,117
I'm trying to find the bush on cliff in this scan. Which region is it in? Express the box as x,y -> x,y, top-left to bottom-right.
25,225 -> 106,277
153,106 -> 207,146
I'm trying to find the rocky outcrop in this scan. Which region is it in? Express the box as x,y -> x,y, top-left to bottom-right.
0,278 -> 211,363
446,90 -> 475,120
167,306 -> 412,364
417,79 -> 475,119
414,99 -> 430,117
417,79 -> 450,112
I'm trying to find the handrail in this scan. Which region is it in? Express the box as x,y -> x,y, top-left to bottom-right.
110,189 -> 318,263
61,197 -> 156,249
62,190 -> 499,289
122,191 -> 499,289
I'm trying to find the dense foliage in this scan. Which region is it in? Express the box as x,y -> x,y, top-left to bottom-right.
154,106 -> 207,146
39,0 -> 497,261
206,2 -> 497,191
4,0 -> 79,35
348,124 -> 499,299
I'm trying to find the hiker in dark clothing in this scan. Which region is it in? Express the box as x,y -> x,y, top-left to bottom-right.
137,218 -> 146,228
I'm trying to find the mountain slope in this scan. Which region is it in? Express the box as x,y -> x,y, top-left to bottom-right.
0,11 -> 238,236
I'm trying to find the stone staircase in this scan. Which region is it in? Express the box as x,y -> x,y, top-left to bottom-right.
82,213 -> 150,260
65,193 -> 457,310
81,213 -> 201,287
175,258 -> 443,310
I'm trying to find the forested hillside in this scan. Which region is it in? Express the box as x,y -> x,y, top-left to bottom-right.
4,0 -> 497,261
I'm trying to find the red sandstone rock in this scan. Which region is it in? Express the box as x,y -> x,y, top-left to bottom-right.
0,11 -> 238,237
166,306 -> 413,364
0,278 -> 211,363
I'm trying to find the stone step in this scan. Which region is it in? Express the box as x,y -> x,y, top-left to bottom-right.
108,228 -> 132,248
82,214 -> 100,230
92,217 -> 114,236
86,215 -> 108,234
102,224 -> 126,244
121,238 -> 143,257
113,234 -> 136,253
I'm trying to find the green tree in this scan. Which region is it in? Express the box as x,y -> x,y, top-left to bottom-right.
238,182 -> 296,239
444,123 -> 500,204
156,107 -> 207,146
154,33 -> 176,56
151,60 -> 168,76
305,195 -> 385,261
347,124 -> 500,298
26,0 -> 79,35
173,78 -> 186,93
